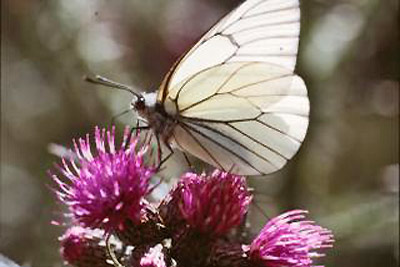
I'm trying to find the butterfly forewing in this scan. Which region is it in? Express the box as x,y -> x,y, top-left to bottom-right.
157,0 -> 308,175
158,0 -> 301,97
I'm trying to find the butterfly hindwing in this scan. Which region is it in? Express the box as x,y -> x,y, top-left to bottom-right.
165,62 -> 309,175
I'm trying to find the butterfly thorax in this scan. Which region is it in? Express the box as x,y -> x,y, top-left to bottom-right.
133,92 -> 176,143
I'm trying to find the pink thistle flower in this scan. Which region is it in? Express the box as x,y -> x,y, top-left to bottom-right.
59,226 -> 120,267
51,126 -> 157,232
116,202 -> 167,246
60,226 -> 87,264
158,181 -> 189,237
140,244 -> 168,267
129,244 -> 170,267
177,169 -> 252,236
249,210 -> 334,267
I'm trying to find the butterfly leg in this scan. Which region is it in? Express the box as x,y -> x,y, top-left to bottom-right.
130,125 -> 150,137
154,135 -> 175,171
123,124 -> 151,150
182,151 -> 194,171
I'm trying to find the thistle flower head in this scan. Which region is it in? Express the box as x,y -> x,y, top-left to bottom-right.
59,226 -> 112,267
177,169 -> 252,236
249,210 -> 334,267
158,181 -> 189,237
51,126 -> 157,232
59,226 -> 87,263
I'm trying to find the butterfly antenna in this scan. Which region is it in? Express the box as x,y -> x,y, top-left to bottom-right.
84,74 -> 142,99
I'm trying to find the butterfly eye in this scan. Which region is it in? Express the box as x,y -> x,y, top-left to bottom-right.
134,97 -> 146,111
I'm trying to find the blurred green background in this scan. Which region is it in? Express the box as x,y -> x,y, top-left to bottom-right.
1,0 -> 398,266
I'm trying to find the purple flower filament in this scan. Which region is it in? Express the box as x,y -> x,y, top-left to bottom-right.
51,126 -> 156,232
250,210 -> 334,267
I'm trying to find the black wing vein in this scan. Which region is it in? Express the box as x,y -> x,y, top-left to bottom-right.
177,124 -> 225,170
180,122 -> 266,173
183,120 -> 281,169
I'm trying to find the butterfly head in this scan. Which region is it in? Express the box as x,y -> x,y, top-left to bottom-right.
131,92 -> 157,113
132,96 -> 146,111
131,92 -> 173,137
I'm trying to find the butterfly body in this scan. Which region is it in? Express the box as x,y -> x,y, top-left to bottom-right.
133,93 -> 177,144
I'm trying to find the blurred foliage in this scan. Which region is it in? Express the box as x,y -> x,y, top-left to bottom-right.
1,0 -> 398,266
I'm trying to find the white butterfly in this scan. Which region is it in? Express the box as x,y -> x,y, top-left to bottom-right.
88,0 -> 309,176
